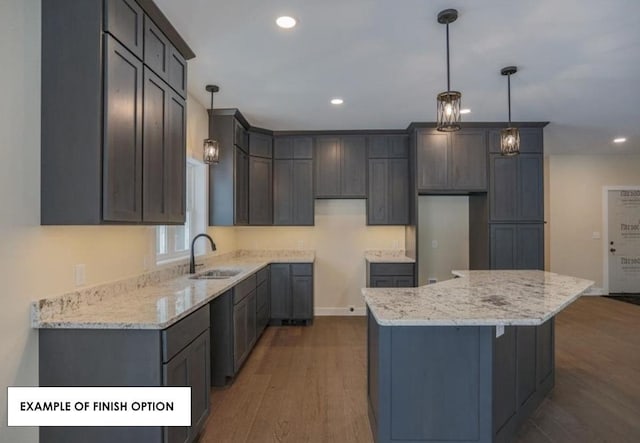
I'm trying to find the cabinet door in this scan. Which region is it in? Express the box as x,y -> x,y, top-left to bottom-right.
163,331 -> 210,443
144,16 -> 170,80
273,159 -> 293,225
292,275 -> 313,320
370,276 -> 395,288
518,154 -> 543,221
256,280 -> 270,332
368,135 -> 408,158
233,297 -> 248,372
233,119 -> 248,151
167,47 -> 187,98
143,71 -> 185,224
104,0 -> 144,59
247,291 -> 257,349
315,137 -> 341,197
341,136 -> 367,197
450,130 -> 487,191
417,130 -> 448,191
270,264 -> 291,319
490,154 -> 518,221
249,156 -> 273,225
388,158 -> 409,224
517,224 -> 544,270
293,159 -> 314,225
234,147 -> 249,225
368,159 -> 389,224
394,276 -> 415,288
490,224 -> 517,269
103,35 -> 143,222
249,132 -> 273,158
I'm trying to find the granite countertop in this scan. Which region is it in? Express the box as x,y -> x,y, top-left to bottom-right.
364,250 -> 415,263
362,270 -> 593,326
32,250 -> 315,330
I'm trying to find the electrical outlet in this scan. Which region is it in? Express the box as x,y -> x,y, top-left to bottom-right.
297,240 -> 304,250
74,264 -> 86,287
592,231 -> 601,239
496,325 -> 505,338
428,278 -> 437,284
431,240 -> 438,249
392,240 -> 400,249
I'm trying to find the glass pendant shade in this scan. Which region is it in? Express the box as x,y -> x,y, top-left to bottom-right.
436,90 -> 462,132
500,127 -> 520,156
203,138 -> 220,164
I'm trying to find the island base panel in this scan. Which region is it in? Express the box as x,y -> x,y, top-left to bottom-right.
367,310 -> 555,443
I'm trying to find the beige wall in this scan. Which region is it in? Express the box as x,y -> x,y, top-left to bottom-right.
547,154 -> 640,290
417,196 -> 470,285
0,2 -> 232,440
235,200 -> 405,312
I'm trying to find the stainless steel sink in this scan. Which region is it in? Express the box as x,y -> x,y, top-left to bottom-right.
190,268 -> 242,280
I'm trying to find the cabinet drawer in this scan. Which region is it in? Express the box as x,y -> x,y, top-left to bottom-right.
104,0 -> 144,59
291,263 -> 313,276
162,305 -> 209,363
256,267 -> 269,285
233,273 -> 257,304
370,263 -> 414,276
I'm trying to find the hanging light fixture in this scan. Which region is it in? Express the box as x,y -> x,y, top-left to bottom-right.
500,66 -> 520,156
203,84 -> 220,164
436,9 -> 461,132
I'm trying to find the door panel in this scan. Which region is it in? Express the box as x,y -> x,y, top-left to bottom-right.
608,189 -> 640,293
368,159 -> 388,224
491,224 -> 517,269
293,160 -> 314,225
417,130 -> 448,191
517,224 -> 544,270
315,137 -> 341,197
490,155 -> 518,221
249,156 -> 273,225
518,154 -> 543,221
292,275 -> 313,319
270,264 -> 291,319
273,159 -> 293,225
450,130 -> 487,191
341,136 -> 367,197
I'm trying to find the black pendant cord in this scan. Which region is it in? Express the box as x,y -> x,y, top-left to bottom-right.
507,73 -> 512,125
210,91 -> 214,111
446,23 -> 451,92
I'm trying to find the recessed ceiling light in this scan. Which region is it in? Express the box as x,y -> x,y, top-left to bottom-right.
460,108 -> 471,114
330,98 -> 344,105
276,16 -> 297,29
613,137 -> 627,143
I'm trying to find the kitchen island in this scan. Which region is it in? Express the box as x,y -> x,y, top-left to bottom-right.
362,270 -> 593,443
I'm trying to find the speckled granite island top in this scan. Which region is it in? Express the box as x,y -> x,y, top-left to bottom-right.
362,270 -> 593,326
32,250 -> 315,330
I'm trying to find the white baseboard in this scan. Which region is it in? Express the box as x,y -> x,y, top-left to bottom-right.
582,287 -> 607,296
315,307 -> 366,316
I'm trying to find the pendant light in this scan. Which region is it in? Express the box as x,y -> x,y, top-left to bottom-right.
203,85 -> 220,164
436,9 -> 461,132
500,66 -> 520,156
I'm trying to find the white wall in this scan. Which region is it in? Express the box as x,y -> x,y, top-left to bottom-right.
417,196 -> 469,285
547,154 -> 640,290
235,200 -> 405,312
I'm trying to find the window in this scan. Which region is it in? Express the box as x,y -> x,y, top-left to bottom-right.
156,158 -> 207,263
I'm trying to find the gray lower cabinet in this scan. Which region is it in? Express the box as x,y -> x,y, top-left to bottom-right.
416,129 -> 487,193
367,263 -> 415,288
41,0 -> 192,225
490,223 -> 544,270
270,263 -> 314,322
315,136 -> 367,198
39,305 -> 210,443
210,270 -> 271,386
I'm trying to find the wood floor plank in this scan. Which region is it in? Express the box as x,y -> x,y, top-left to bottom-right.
202,299 -> 640,443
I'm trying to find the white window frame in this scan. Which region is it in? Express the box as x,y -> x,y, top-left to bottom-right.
156,158 -> 208,264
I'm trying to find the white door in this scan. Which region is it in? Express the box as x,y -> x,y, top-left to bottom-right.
608,189 -> 640,293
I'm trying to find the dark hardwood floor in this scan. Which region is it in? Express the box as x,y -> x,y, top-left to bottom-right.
201,297 -> 640,442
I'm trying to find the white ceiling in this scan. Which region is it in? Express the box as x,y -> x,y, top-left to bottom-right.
156,0 -> 640,154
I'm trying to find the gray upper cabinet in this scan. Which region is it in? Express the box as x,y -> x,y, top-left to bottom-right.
367,135 -> 409,225
167,47 -> 187,98
489,153 -> 543,222
315,136 -> 367,198
249,156 -> 273,225
249,132 -> 273,158
417,129 -> 487,192
41,0 -> 193,225
273,137 -> 314,226
104,0 -> 144,59
209,112 -> 250,226
102,35 -> 144,222
142,68 -> 186,223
